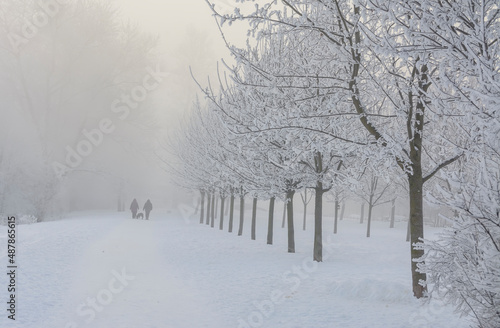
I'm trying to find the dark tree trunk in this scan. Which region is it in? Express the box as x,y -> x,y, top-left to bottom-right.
360,202 -> 365,224
228,194 -> 235,233
303,206 -> 307,230
267,197 -> 275,245
286,190 -> 295,253
367,177 -> 377,238
206,192 -> 211,225
313,185 -> 324,262
251,197 -> 257,240
409,167 -> 427,298
210,193 -> 215,228
406,217 -> 411,242
333,198 -> 339,234
225,196 -> 230,215
199,191 -> 205,224
215,196 -> 219,219
366,199 -> 374,238
390,198 -> 396,228
219,196 -> 225,230
405,63 -> 430,298
408,65 -> 428,298
238,195 -> 245,236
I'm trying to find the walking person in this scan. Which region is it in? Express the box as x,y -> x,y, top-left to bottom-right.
130,198 -> 139,219
143,199 -> 153,220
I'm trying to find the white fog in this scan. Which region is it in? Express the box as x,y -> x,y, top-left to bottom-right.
0,1 -> 498,328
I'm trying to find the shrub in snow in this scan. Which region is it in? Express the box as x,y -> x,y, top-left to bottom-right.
0,214 -> 39,225
416,215 -> 500,328
19,215 -> 39,224
416,157 -> 500,328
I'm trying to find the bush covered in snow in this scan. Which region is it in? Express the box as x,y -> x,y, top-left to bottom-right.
0,214 -> 39,226
416,215 -> 500,328
417,155 -> 500,328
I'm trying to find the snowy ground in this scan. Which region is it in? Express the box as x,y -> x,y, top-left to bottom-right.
0,206 -> 472,328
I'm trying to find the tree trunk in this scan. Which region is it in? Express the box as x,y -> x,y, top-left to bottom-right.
210,193 -> 215,228
219,196 -> 225,230
333,198 -> 339,234
225,196 -> 230,215
238,195 -> 245,236
281,201 -> 286,228
228,194 -> 235,233
409,168 -> 427,298
267,197 -> 275,245
360,202 -> 365,224
215,196 -> 219,219
406,217 -> 411,242
286,190 -> 295,253
251,197 -> 257,240
313,185 -> 324,262
366,199 -> 374,238
408,63 -> 429,298
340,202 -> 345,220
367,177 -> 378,237
303,207 -> 307,230
199,191 -> 205,224
206,192 -> 211,225
390,198 -> 396,228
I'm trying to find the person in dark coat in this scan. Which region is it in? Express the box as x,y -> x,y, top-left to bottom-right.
143,199 -> 153,220
130,199 -> 139,219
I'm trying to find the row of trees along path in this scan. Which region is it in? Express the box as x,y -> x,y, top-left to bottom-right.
166,0 -> 500,311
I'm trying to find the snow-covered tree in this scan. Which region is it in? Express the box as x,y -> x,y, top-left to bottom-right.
353,164 -> 403,237
417,153 -> 500,327
413,0 -> 500,325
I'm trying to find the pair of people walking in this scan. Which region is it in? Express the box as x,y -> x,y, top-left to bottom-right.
130,199 -> 153,220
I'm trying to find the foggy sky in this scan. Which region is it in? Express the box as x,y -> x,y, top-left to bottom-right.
113,0 -> 237,207
115,0 -> 230,120
0,0 -> 242,217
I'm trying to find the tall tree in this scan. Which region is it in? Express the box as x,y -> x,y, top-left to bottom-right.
413,0 -> 500,324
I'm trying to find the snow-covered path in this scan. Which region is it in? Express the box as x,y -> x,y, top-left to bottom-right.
0,212 -> 226,328
0,209 -> 472,328
61,215 -> 225,328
